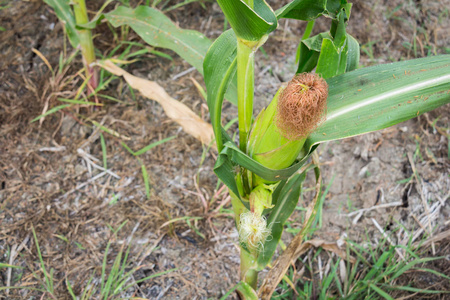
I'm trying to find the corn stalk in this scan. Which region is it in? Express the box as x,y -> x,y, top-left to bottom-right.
204,0 -> 450,298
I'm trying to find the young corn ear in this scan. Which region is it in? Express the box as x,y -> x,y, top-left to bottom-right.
247,73 -> 328,185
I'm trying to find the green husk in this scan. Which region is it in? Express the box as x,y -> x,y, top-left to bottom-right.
247,90 -> 306,186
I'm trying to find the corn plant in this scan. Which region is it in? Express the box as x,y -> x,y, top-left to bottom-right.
43,0 -> 228,104
204,0 -> 450,298
43,0 -> 105,97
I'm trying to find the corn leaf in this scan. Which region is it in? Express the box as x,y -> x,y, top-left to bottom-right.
104,6 -> 209,74
297,32 -> 329,73
214,139 -> 313,203
236,281 -> 258,299
346,33 -> 360,71
256,170 -> 308,270
276,0 -> 327,20
204,29 -> 238,151
304,55 -> 450,152
217,0 -> 277,42
298,8 -> 358,78
105,6 -> 238,105
43,0 -> 79,48
276,0 -> 348,20
315,37 -> 348,79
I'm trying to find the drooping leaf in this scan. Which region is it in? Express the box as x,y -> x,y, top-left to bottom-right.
315,37 -> 348,79
297,32 -> 330,73
105,6 -> 209,74
304,55 -> 450,152
276,0 -> 327,21
44,0 -> 79,48
276,0 -> 348,21
217,0 -> 277,41
300,8 -> 352,79
105,6 -> 238,105
98,60 -> 215,147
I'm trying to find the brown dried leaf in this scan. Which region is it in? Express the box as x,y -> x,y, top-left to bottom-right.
98,60 -> 215,148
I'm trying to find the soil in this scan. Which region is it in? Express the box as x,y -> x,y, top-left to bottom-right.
0,0 -> 449,299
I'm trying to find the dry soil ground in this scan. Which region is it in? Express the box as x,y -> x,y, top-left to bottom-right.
0,0 -> 449,299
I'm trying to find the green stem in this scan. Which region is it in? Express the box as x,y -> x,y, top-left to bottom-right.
240,248 -> 258,289
237,39 -> 255,153
72,0 -> 98,95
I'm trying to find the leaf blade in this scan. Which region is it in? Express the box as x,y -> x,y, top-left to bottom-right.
305,55 -> 450,149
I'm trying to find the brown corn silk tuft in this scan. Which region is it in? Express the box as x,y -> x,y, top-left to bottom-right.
276,73 -> 328,140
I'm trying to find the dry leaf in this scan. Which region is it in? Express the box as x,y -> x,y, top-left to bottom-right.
98,60 -> 215,148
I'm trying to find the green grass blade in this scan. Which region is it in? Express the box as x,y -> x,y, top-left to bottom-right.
30,104 -> 71,123
100,133 -> 107,169
220,282 -> 240,300
130,135 -> 176,156
0,263 -> 23,269
141,164 -> 151,200
31,226 -> 53,293
364,249 -> 393,281
66,278 -> 77,300
121,268 -> 177,292
414,267 -> 450,280
369,284 -> 394,300
384,284 -> 449,294
391,257 -> 442,281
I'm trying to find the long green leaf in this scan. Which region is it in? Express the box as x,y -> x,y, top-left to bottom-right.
0,263 -> 23,269
304,55 -> 450,153
256,172 -> 305,269
44,0 -> 79,48
105,6 -> 238,105
276,0 -> 327,20
204,29 -> 238,151
30,104 -> 71,123
105,6 -> 209,73
276,0 -> 346,20
217,0 -> 277,41
370,284 -> 394,300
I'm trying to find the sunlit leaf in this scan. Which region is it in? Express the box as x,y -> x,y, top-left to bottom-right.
105,6 -> 209,73
105,6 -> 238,105
217,0 -> 277,41
305,55 -> 450,152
